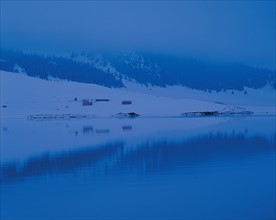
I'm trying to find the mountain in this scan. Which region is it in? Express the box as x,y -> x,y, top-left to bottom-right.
1,49 -> 275,91
0,50 -> 124,88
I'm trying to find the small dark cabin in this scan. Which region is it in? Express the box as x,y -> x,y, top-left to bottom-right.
82,99 -> 93,106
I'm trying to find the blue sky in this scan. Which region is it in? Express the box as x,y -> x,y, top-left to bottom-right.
1,1 -> 275,69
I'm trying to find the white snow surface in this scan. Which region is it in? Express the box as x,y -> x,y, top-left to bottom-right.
1,71 -> 275,163
1,70 -> 275,119
122,79 -> 276,106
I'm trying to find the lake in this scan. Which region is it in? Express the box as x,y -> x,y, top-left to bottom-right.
1,116 -> 275,219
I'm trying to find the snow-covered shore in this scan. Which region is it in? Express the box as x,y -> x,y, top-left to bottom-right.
1,70 -> 275,119
1,70 -> 275,165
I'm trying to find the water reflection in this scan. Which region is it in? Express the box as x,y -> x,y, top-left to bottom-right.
1,143 -> 124,184
82,126 -> 93,134
1,131 -> 274,184
122,125 -> 132,131
95,129 -> 110,134
1,117 -> 275,220
117,133 -> 275,173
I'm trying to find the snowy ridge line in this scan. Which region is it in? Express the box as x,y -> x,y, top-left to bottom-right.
2,50 -> 275,92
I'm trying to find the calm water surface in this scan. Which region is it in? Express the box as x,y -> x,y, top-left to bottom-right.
1,116 -> 275,219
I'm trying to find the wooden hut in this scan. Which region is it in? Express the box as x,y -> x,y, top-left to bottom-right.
82,99 -> 93,106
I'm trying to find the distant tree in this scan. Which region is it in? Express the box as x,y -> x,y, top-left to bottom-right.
1,49 -> 275,91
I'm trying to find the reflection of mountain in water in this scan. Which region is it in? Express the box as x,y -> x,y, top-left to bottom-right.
117,133 -> 275,173
1,132 -> 275,184
1,143 -> 125,184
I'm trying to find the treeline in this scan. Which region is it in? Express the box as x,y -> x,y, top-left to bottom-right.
0,50 -> 124,88
1,49 -> 275,91
106,52 -> 276,91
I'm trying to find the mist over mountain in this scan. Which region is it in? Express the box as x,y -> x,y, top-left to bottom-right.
0,50 -> 124,87
1,49 -> 275,91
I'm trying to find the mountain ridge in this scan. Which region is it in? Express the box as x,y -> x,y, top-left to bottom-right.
1,49 -> 275,91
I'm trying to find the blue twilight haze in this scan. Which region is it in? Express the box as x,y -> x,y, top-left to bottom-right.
1,2 -> 276,220
1,1 -> 275,69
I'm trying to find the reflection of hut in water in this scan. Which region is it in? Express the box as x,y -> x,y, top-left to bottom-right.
122,100 -> 132,105
83,126 -> 93,134
122,125 -> 132,131
82,99 -> 93,106
95,129 -> 110,134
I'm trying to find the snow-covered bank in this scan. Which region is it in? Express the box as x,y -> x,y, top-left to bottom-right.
122,79 -> 276,106
1,71 -> 275,119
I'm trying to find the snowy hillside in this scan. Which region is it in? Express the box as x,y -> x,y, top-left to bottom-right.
1,71 -> 275,119
80,51 -> 276,91
1,50 -> 275,92
121,79 -> 276,106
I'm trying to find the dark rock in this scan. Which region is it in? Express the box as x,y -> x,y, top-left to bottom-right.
128,112 -> 139,117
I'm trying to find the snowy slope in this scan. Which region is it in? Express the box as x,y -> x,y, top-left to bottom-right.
1,71 -> 275,164
122,79 -> 276,106
1,70 -> 275,119
2,50 -> 275,92
0,71 -> 220,118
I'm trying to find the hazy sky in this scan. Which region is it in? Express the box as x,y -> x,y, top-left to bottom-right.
1,1 -> 275,68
